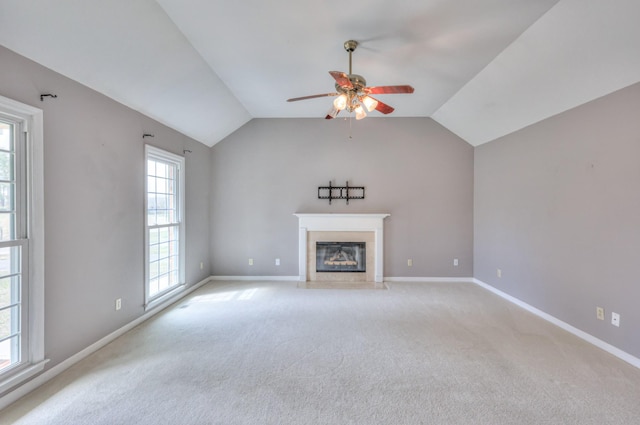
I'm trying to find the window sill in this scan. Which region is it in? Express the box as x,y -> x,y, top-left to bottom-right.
144,284 -> 186,312
0,359 -> 49,394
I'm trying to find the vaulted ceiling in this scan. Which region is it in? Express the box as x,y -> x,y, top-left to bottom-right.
1,0 -> 639,147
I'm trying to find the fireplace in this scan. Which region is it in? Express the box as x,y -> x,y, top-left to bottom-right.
316,242 -> 366,273
294,213 -> 390,283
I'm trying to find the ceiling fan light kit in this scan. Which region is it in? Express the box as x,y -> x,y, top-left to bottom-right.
287,40 -> 414,120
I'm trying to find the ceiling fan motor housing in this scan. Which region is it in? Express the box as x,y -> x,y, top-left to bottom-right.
335,74 -> 368,112
335,74 -> 367,93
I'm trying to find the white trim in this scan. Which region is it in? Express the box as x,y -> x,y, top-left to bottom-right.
144,283 -> 186,311
210,276 -> 475,283
0,360 -> 48,394
384,277 -> 475,283
0,95 -> 46,393
298,226 -> 307,282
0,276 -> 212,410
28,105 -> 45,370
210,276 -> 299,282
144,145 -> 186,306
473,278 -> 640,370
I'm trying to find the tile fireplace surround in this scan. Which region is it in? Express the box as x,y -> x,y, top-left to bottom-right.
294,213 -> 390,283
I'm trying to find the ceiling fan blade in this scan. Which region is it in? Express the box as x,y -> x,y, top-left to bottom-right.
325,105 -> 340,120
371,97 -> 395,114
365,85 -> 414,95
329,71 -> 353,89
287,93 -> 338,102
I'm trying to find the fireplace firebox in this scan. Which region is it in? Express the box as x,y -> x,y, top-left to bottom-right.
316,242 -> 366,273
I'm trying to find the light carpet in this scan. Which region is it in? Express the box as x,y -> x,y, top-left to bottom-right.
2,281 -> 640,424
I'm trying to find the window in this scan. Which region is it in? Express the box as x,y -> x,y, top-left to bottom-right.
145,145 -> 185,308
0,96 -> 45,393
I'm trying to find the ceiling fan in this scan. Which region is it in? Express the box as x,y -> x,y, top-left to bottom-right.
286,40 -> 415,120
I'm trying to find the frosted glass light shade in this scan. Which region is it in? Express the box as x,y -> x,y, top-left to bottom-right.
362,96 -> 378,112
355,105 -> 366,120
333,94 -> 347,111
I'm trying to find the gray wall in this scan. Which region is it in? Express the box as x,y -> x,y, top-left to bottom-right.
210,117 -> 474,278
0,44 -> 212,387
474,82 -> 640,358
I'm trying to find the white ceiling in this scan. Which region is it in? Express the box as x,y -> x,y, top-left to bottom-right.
1,0 -> 639,147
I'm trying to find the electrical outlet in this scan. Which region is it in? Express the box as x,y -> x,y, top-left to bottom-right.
611,312 -> 620,327
115,298 -> 122,311
453,258 -> 459,266
407,259 -> 413,267
497,268 -> 502,278
596,307 -> 604,321
248,258 -> 254,266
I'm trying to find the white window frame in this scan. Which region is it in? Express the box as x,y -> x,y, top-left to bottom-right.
0,95 -> 46,393
144,145 -> 185,310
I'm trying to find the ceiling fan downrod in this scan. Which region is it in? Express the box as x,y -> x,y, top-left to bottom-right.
344,40 -> 358,75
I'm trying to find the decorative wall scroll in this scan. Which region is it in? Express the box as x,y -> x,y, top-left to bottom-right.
318,181 -> 365,205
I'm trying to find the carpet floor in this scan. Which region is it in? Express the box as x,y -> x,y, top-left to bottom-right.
2,281 -> 640,424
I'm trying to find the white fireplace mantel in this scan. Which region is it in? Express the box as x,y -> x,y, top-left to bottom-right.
294,213 -> 390,283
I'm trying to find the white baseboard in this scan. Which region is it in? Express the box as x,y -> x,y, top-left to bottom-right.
211,275 -> 300,281
0,276 -> 212,410
211,276 -> 475,283
473,278 -> 640,370
211,276 -> 473,283
384,277 -> 475,283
